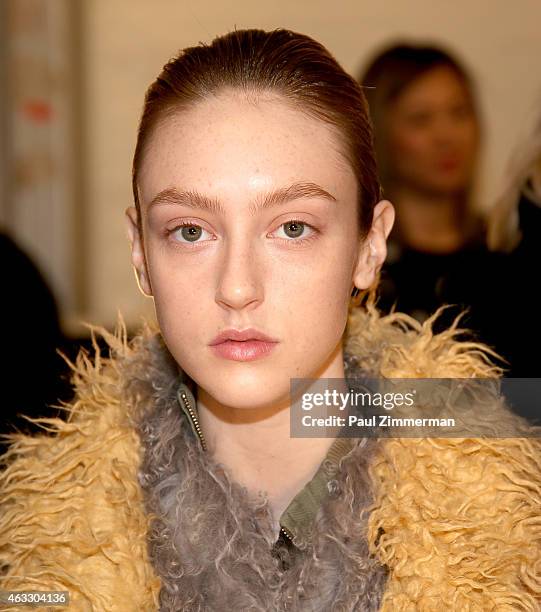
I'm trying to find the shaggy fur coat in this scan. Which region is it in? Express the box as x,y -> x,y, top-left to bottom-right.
1,300 -> 540,611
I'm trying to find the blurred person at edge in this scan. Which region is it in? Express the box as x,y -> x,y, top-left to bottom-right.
359,42 -> 541,382
358,44 -> 499,337
0,29 -> 539,610
481,114 -> 541,378
0,230 -> 70,454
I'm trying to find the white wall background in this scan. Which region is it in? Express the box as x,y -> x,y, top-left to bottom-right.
80,0 -> 541,330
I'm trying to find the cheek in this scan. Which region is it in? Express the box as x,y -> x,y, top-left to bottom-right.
145,234 -> 354,369
276,249 -> 352,342
145,249 -> 205,337
150,271 -> 208,385
391,128 -> 431,170
461,123 -> 479,156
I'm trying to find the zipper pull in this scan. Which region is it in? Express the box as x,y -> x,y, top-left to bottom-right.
177,382 -> 208,451
280,525 -> 294,542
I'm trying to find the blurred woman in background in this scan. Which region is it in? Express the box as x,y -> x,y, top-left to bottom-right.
359,43 -> 541,381
482,114 -> 541,378
358,43 -> 493,335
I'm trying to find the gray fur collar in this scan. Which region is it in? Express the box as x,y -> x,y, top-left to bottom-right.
129,332 -> 389,610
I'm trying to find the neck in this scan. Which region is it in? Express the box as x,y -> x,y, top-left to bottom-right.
195,342 -> 348,530
390,185 -> 468,253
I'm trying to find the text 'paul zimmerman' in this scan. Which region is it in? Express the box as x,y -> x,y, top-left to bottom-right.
300,389 -> 456,428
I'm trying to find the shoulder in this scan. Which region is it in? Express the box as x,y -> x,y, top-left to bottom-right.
347,298 -> 541,607
368,432 -> 541,609
0,315 -> 162,608
345,295 -> 505,378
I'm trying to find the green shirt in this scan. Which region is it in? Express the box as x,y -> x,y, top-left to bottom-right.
278,435 -> 353,549
176,382 -> 354,549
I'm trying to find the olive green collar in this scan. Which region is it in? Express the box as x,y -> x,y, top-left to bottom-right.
278,436 -> 354,549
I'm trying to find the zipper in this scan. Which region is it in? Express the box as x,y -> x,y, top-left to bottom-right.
180,385 -> 295,546
280,525 -> 294,542
178,387 -> 208,452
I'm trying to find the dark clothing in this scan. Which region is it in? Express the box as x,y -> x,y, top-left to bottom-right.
0,232 -> 69,451
378,240 -> 500,336
477,189 -> 541,378
377,191 -> 541,381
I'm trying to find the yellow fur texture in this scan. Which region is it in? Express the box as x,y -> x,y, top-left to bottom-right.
1,298 -> 539,611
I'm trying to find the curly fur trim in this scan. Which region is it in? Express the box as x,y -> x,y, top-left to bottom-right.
352,296 -> 541,610
0,301 -> 539,611
0,313 -> 162,611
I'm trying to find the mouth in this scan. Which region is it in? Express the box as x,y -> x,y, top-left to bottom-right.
209,328 -> 278,345
437,157 -> 461,172
209,328 -> 279,362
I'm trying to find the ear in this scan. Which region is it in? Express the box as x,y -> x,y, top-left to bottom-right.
125,206 -> 153,297
352,200 -> 395,290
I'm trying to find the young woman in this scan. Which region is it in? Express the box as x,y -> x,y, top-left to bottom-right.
1,29 -> 539,611
358,44 -> 490,333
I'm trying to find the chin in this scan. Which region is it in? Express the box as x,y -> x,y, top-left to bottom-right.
198,354 -> 318,406
429,171 -> 471,194
203,376 -> 290,411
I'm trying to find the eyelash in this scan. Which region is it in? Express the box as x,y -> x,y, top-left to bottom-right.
164,219 -> 320,248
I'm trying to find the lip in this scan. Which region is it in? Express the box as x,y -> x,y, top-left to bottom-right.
209,328 -> 279,362
436,157 -> 460,171
209,328 -> 278,345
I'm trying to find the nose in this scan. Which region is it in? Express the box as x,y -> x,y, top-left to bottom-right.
215,238 -> 263,311
433,113 -> 462,147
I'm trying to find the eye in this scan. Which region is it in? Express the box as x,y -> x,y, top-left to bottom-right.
450,104 -> 472,121
406,111 -> 431,128
165,218 -> 319,248
273,219 -> 317,241
168,222 -> 213,243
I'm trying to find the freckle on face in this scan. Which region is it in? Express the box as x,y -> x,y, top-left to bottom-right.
137,91 -> 360,411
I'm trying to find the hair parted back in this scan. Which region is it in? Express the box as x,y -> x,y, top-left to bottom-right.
132,27 -> 381,241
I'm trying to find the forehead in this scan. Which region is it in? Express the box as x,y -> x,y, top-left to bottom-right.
396,66 -> 470,108
137,90 -> 355,209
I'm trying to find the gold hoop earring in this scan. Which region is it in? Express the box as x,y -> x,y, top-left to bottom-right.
132,266 -> 152,298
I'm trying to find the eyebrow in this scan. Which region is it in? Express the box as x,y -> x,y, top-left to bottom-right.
146,181 -> 337,216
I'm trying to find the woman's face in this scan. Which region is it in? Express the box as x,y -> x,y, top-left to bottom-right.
385,65 -> 479,196
127,90 -> 393,411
